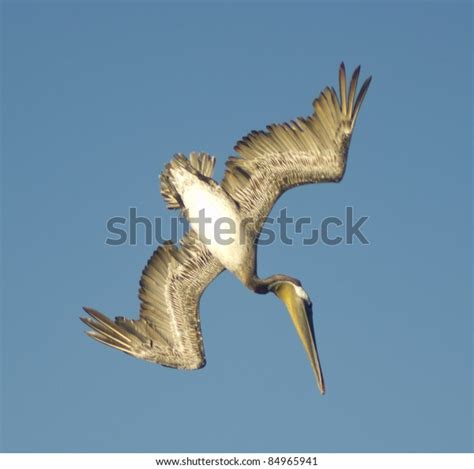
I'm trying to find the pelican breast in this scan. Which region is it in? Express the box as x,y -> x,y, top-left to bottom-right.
178,171 -> 252,276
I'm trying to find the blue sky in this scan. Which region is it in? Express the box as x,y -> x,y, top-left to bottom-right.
1,1 -> 472,453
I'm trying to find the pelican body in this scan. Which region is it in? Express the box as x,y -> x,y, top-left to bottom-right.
81,64 -> 372,393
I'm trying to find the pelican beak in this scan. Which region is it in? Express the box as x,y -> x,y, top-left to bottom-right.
274,283 -> 325,394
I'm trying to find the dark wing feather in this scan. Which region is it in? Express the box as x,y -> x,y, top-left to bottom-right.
221,63 -> 371,237
81,231 -> 224,370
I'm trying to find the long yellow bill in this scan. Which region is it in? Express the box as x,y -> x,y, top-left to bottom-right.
275,283 -> 325,394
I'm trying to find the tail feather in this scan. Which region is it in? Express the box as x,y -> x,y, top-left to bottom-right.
160,154 -> 187,209
188,151 -> 216,178
160,152 -> 216,210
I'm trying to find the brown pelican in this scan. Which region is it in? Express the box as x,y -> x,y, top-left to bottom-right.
81,63 -> 371,394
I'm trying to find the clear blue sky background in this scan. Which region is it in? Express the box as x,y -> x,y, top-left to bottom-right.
1,1 -> 472,453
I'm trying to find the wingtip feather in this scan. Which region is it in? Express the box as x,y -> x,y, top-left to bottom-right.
81,306 -> 133,343
351,75 -> 372,126
348,66 -> 361,111
339,62 -> 347,115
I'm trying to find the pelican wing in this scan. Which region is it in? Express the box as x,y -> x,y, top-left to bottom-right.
81,231 -> 224,369
221,64 -> 371,236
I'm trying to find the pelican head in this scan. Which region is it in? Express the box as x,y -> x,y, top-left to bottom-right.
269,279 -> 325,394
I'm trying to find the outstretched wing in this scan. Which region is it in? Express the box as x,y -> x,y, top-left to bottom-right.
81,231 -> 224,370
221,63 -> 371,237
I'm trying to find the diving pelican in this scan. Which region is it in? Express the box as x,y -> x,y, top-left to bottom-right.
81,64 -> 371,394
